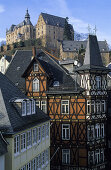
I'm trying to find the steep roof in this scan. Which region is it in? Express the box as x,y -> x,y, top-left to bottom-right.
5,50 -> 32,92
62,40 -> 109,52
0,134 -> 7,156
0,72 -> 50,134
41,13 -> 65,28
22,49 -> 83,94
75,35 -> 109,71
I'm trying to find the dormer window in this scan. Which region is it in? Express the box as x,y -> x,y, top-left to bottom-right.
22,101 -> 26,116
34,63 -> 39,72
27,100 -> 31,115
22,99 -> 36,116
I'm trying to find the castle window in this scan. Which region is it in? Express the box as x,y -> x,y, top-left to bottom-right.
33,78 -> 39,92
96,76 -> 101,89
62,149 -> 70,164
61,100 -> 69,114
62,124 -> 70,140
34,63 -> 39,72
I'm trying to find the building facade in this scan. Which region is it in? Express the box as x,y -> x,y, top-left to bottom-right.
0,72 -> 50,170
6,9 -> 35,45
0,55 -> 12,74
36,13 -> 74,48
22,35 -> 108,169
60,40 -> 109,66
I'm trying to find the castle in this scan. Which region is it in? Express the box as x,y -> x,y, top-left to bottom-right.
6,9 -> 35,45
6,10 -> 74,48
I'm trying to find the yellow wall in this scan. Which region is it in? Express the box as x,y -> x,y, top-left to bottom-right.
5,120 -> 50,170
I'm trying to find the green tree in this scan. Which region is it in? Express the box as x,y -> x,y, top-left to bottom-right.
63,17 -> 74,40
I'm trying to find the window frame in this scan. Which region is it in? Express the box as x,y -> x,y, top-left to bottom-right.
34,63 -> 39,72
21,133 -> 26,152
14,135 -> 20,156
61,100 -> 69,114
33,78 -> 39,92
22,101 -> 26,116
27,100 -> 31,115
96,76 -> 101,89
27,130 -> 32,149
33,128 -> 37,145
41,100 -> 47,113
62,124 -> 70,140
62,149 -> 70,164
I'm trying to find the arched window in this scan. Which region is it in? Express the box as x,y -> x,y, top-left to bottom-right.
33,78 -> 39,92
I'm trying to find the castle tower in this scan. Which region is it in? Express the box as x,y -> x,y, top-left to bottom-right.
25,9 -> 30,23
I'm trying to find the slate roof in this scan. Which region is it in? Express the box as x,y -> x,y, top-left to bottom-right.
41,13 -> 65,28
6,10 -> 32,34
4,55 -> 12,62
0,134 -> 7,156
0,72 -> 50,134
62,40 -> 109,53
22,49 -> 83,94
5,50 -> 32,92
75,35 -> 109,72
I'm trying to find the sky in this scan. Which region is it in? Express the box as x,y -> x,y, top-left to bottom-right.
0,0 -> 111,45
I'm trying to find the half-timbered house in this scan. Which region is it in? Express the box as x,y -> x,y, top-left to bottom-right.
22,35 -> 108,170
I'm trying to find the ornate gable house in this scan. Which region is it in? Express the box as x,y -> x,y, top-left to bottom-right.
22,35 -> 108,169
0,72 -> 50,170
36,13 -> 74,48
6,9 -> 35,45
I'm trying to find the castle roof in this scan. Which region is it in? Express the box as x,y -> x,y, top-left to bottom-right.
62,40 -> 109,53
41,13 -> 65,28
0,72 -> 50,134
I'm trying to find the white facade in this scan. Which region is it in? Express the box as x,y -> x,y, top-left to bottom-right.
0,56 -> 11,74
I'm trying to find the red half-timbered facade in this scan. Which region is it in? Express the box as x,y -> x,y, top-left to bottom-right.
22,35 -> 108,170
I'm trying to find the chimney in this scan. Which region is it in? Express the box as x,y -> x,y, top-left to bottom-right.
32,46 -> 36,59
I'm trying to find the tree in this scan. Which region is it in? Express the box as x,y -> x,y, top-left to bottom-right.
63,17 -> 74,40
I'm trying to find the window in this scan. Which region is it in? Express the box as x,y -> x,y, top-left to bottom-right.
38,154 -> 41,169
42,151 -> 45,167
32,158 -> 36,170
33,128 -> 37,145
95,149 -> 100,164
62,124 -> 70,140
91,101 -> 95,113
96,76 -> 101,89
95,124 -> 100,138
27,130 -> 32,149
20,165 -> 26,170
61,100 -> 69,114
21,133 -> 26,152
62,149 -> 70,164
38,127 -> 41,143
88,151 -> 94,165
87,101 -> 90,114
36,100 -> 40,108
46,149 -> 49,165
14,135 -> 20,155
33,78 -> 39,92
46,123 -> 49,138
27,162 -> 31,170
42,125 -> 45,140
32,100 -> 35,114
34,63 -> 39,72
22,101 -> 26,116
101,123 -> 104,138
41,101 -> 47,113
101,100 -> 106,113
87,125 -> 94,141
27,100 -> 31,115
96,101 -> 101,113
